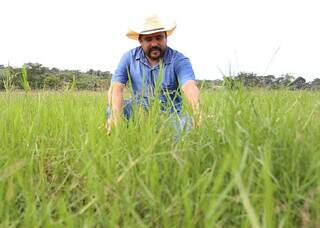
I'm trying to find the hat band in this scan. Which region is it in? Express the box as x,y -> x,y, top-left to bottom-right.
140,27 -> 165,34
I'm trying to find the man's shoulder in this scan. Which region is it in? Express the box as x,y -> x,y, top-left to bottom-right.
123,47 -> 143,60
166,47 -> 188,63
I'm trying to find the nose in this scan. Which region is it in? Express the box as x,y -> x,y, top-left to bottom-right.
150,38 -> 159,47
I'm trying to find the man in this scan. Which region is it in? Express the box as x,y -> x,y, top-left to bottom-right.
106,15 -> 200,133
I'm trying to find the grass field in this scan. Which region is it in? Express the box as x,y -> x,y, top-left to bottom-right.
1,89 -> 320,227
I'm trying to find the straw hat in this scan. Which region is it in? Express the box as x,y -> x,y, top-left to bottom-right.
126,15 -> 176,40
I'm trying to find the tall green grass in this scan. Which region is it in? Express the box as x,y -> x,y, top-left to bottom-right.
21,65 -> 30,93
1,68 -> 17,92
1,89 -> 320,227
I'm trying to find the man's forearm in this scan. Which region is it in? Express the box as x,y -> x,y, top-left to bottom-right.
181,80 -> 200,113
181,80 -> 201,127
109,82 -> 125,124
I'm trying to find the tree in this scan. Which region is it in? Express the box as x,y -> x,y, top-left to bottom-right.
44,75 -> 61,89
236,72 -> 259,87
310,78 -> 320,90
288,77 -> 306,90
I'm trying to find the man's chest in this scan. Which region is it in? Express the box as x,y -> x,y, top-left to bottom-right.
129,62 -> 178,90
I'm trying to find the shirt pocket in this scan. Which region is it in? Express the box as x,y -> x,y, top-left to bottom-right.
161,72 -> 178,90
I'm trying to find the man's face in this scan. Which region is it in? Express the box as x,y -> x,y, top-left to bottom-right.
139,32 -> 167,61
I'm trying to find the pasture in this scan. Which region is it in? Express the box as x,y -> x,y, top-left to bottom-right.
1,89 -> 320,227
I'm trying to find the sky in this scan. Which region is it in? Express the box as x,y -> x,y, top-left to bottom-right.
1,0 -> 320,81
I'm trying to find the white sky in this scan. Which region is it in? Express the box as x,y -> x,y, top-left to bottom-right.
1,0 -> 320,81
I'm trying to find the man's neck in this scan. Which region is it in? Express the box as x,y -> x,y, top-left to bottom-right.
146,57 -> 160,67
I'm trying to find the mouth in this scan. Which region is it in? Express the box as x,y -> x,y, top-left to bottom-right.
149,47 -> 162,55
147,47 -> 163,59
151,50 -> 160,55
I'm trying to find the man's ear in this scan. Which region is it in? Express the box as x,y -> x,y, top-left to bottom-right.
138,35 -> 142,43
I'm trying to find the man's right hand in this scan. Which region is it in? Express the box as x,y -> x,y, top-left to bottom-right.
105,118 -> 112,135
106,82 -> 125,135
105,114 -> 120,135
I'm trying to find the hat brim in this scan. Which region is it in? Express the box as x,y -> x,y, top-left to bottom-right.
126,25 -> 176,40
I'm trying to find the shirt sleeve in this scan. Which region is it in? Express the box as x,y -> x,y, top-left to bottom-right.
111,52 -> 130,84
174,56 -> 196,86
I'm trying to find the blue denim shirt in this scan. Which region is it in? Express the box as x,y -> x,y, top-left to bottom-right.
111,46 -> 196,114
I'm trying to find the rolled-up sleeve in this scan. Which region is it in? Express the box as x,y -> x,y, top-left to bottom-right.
111,52 -> 130,84
174,56 -> 196,86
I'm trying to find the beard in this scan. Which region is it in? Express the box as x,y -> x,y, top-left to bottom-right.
146,46 -> 166,61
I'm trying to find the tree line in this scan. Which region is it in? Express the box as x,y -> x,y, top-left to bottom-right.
1,63 -> 319,91
199,72 -> 320,91
0,63 -> 112,91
